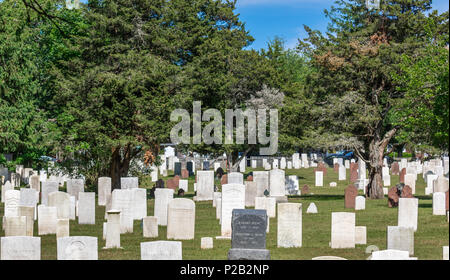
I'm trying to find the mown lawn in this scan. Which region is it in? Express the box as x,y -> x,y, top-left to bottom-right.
1,167 -> 448,260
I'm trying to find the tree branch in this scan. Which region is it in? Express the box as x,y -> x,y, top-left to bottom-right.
232,146 -> 253,170
352,143 -> 369,163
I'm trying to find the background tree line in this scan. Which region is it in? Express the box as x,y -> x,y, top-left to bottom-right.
0,0 -> 448,197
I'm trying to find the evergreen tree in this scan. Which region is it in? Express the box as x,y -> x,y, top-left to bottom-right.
298,0 -> 448,198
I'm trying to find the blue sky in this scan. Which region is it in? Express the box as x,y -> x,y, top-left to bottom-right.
235,0 -> 450,51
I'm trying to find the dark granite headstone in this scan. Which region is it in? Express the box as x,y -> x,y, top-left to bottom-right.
231,209 -> 267,249
186,162 -> 194,177
228,209 -> 270,260
203,161 -> 210,170
174,162 -> 182,176
0,167 -> 10,183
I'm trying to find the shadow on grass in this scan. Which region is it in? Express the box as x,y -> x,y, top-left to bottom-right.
418,204 -> 432,209
415,195 -> 432,200
290,194 -> 345,201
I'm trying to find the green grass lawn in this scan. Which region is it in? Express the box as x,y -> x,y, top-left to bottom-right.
1,167 -> 448,260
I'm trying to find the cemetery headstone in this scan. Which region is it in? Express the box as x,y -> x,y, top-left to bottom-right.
277,203 -> 302,248
140,241 -> 182,260
227,209 -> 270,260
57,236 -> 98,260
167,198 -> 195,240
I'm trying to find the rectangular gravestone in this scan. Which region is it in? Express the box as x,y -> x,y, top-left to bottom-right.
1,236 -> 41,260
48,191 -> 71,220
228,172 -> 244,185
4,190 -> 20,217
143,216 -> 158,238
120,177 -> 138,189
387,226 -> 414,256
69,196 -> 76,220
174,162 -> 182,176
277,203 -> 302,248
38,205 -> 57,235
167,198 -> 196,240
4,216 -> 27,237
19,206 -> 34,236
245,181 -> 257,207
331,212 -> 355,249
132,188 -> 147,220
371,249 -> 414,260
315,171 -> 323,187
29,175 -> 40,193
141,241 -> 182,260
228,209 -> 270,260
154,188 -> 174,226
98,177 -> 111,206
219,184 -> 246,238
187,161 -> 194,176
432,192 -> 446,215
253,171 -> 269,197
151,165 -> 158,182
57,236 -> 98,260
398,198 -> 418,231
67,179 -> 84,200
269,169 -> 286,200
255,197 -> 276,218
41,181 -> 58,206
111,189 -> 134,233
56,219 -> 70,239
338,165 -> 346,181
179,180 -> 188,193
78,192 -> 95,225
196,171 -> 214,201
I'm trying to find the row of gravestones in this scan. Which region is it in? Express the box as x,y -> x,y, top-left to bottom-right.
2,202 -> 448,260
3,159 -> 448,260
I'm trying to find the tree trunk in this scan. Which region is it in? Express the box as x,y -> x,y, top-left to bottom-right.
367,143 -> 385,199
366,128 -> 398,199
110,146 -> 133,190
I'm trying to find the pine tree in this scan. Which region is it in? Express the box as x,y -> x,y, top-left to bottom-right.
299,0 -> 448,199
